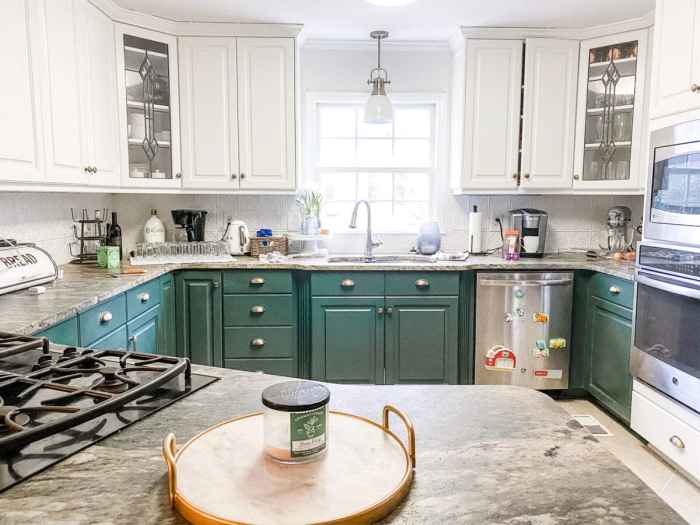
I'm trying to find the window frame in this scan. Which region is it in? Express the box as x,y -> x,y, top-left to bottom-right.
303,91 -> 448,234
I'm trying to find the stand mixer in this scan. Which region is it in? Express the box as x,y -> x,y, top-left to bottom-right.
600,206 -> 634,253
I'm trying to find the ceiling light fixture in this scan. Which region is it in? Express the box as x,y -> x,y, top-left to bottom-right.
364,30 -> 393,125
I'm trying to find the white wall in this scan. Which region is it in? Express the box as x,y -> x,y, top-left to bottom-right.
0,43 -> 643,262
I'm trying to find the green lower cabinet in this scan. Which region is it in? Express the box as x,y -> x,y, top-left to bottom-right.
159,273 -> 176,356
127,305 -> 161,354
311,297 -> 385,384
586,295 -> 633,422
385,296 -> 459,384
176,271 -> 223,367
88,325 -> 128,350
35,316 -> 79,346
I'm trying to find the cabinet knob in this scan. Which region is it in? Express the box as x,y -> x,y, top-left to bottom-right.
669,435 -> 685,449
340,279 -> 355,288
377,307 -> 384,316
691,83 -> 700,93
212,281 -> 220,289
231,174 -> 237,180
415,279 -> 430,289
240,173 -> 246,179
84,166 -> 91,173
250,338 -> 265,349
99,311 -> 113,323
175,173 -> 182,179
573,174 -> 580,180
609,286 -> 621,295
386,307 -> 394,316
249,277 -> 265,286
512,173 -> 518,180
523,173 -> 531,179
138,292 -> 150,303
250,305 -> 265,315
93,166 -> 98,173
128,335 -> 138,352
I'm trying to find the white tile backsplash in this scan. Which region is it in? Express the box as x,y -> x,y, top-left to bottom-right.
0,191 -> 643,263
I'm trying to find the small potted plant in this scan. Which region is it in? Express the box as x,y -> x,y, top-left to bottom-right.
297,190 -> 323,235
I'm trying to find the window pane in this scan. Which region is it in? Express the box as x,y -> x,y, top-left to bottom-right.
395,172 -> 429,201
394,107 -> 432,138
357,114 -> 392,138
320,172 -> 357,202
358,172 -> 393,201
368,201 -> 394,225
319,138 -> 355,165
394,139 -> 431,167
319,106 -> 356,138
395,202 -> 429,225
357,139 -> 392,165
323,201 -> 356,231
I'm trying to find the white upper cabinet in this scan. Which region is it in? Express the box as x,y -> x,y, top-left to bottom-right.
82,1 -> 120,187
38,0 -> 90,185
236,37 -> 296,190
0,0 -> 44,183
458,39 -> 522,191
179,37 -> 239,190
115,24 -> 182,188
574,30 -> 649,192
651,0 -> 700,119
520,38 -> 578,190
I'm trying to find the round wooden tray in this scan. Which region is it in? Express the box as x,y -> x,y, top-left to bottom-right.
162,405 -> 416,525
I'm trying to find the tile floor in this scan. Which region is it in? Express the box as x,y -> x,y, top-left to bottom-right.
558,398 -> 700,525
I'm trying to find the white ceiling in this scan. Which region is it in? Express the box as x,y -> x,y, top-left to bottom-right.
112,0 -> 654,41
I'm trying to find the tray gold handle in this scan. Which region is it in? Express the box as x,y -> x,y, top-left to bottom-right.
162,433 -> 178,508
382,405 -> 416,469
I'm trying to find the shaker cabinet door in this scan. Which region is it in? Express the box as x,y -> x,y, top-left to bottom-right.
236,37 -> 296,190
179,37 -> 239,189
651,0 -> 700,119
459,39 -> 522,190
0,0 -> 44,183
176,271 -> 223,367
520,38 -> 578,190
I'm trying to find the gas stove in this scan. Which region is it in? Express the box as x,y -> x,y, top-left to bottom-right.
0,331 -> 218,493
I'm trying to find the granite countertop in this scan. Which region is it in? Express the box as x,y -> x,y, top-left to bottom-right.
0,254 -> 635,335
0,366 -> 684,524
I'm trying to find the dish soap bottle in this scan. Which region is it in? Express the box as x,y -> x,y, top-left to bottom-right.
144,209 -> 165,244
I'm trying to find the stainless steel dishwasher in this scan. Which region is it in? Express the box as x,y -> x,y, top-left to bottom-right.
475,272 -> 574,390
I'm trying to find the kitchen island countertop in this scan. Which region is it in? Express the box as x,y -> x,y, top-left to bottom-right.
0,365 -> 684,524
0,253 -> 635,335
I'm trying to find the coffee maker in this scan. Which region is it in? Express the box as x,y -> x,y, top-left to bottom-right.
507,209 -> 548,258
171,209 -> 207,242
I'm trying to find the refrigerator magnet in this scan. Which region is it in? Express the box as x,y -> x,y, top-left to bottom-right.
549,338 -> 567,350
533,312 -> 549,323
485,345 -> 516,371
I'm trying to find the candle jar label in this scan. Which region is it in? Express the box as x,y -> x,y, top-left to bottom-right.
290,407 -> 327,458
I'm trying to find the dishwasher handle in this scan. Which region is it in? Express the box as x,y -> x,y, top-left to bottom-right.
479,278 -> 573,287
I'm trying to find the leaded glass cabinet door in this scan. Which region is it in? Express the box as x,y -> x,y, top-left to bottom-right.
115,24 -> 181,188
573,30 -> 649,191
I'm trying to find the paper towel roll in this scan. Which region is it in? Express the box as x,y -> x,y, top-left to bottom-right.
468,205 -> 483,254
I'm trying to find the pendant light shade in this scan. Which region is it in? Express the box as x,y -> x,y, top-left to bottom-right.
364,31 -> 393,124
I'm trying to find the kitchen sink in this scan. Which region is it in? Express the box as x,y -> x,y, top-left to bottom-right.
326,254 -> 436,264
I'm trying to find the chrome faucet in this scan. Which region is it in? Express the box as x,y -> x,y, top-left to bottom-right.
349,200 -> 382,261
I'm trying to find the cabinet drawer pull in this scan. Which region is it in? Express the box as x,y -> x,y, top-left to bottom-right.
138,292 -> 150,303
415,279 -> 430,289
250,338 -> 265,349
249,277 -> 265,286
377,307 -> 384,316
99,311 -> 113,323
669,435 -> 685,449
340,279 -> 355,288
386,307 -> 393,316
691,83 -> 700,93
250,305 -> 265,315
609,286 -> 621,295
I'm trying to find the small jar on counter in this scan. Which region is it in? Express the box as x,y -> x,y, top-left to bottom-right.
262,380 -> 330,463
502,228 -> 521,261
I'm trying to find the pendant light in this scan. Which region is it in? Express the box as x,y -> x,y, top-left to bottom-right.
364,30 -> 393,124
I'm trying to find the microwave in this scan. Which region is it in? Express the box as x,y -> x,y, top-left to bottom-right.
645,119 -> 700,247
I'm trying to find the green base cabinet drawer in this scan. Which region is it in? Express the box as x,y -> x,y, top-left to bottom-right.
79,294 -> 127,346
127,305 -> 161,354
224,271 -> 292,294
35,316 -> 79,347
223,295 -> 295,326
385,272 -> 459,296
126,279 -> 161,320
311,272 -> 384,296
224,358 -> 296,377
224,326 -> 296,359
591,273 -> 633,309
88,325 -> 128,350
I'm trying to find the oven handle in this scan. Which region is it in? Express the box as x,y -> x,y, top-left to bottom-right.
637,272 -> 700,300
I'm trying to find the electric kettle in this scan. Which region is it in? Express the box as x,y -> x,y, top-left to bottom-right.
222,219 -> 250,255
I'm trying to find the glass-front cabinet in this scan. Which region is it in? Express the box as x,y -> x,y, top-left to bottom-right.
574,30 -> 649,191
115,24 -> 181,188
